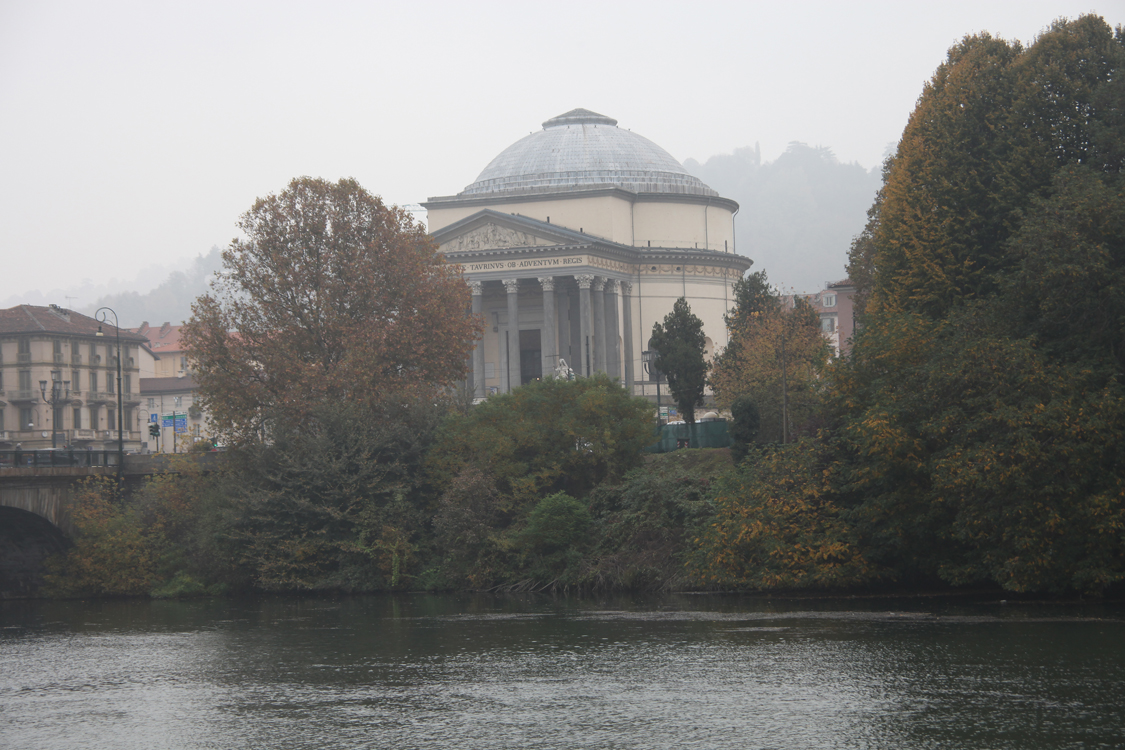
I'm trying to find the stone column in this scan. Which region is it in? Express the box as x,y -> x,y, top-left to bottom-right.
576,274 -> 594,378
557,285 -> 572,374
538,276 -> 557,378
621,281 -> 635,392
470,280 -> 485,398
592,276 -> 607,373
605,279 -> 620,380
504,278 -> 521,392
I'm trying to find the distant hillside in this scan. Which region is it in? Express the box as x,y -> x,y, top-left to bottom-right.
79,247 -> 223,328
684,143 -> 881,293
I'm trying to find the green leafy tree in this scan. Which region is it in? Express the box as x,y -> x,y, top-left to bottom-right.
428,373 -> 654,509
650,297 -> 708,424
728,395 -> 760,463
223,400 -> 443,592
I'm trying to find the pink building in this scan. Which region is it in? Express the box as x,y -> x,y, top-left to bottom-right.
785,278 -> 857,356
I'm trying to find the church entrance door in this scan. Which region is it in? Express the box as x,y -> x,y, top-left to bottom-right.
520,329 -> 542,385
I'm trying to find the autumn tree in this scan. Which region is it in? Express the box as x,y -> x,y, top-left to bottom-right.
182,176 -> 482,444
711,273 -> 830,443
827,16 -> 1125,593
649,297 -> 708,424
850,16 -> 1125,317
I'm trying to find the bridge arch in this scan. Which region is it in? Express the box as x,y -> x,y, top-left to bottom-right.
0,506 -> 69,598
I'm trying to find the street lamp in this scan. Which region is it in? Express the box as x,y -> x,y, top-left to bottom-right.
95,307 -> 124,473
39,371 -> 71,448
641,349 -> 664,425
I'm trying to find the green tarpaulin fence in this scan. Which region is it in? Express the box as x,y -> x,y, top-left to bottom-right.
644,419 -> 730,453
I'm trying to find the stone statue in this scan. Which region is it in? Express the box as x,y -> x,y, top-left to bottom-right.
554,358 -> 574,380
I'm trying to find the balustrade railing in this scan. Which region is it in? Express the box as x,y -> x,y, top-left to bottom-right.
0,449 -> 122,468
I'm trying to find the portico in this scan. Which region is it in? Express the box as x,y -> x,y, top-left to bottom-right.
424,109 -> 753,398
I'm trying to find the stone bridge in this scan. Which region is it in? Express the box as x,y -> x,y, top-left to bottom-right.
0,453 -> 222,598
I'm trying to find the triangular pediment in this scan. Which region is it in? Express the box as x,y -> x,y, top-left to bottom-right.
441,222 -> 555,253
432,209 -> 601,255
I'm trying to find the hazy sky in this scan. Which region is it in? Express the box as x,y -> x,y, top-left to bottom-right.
2,0 -> 1121,303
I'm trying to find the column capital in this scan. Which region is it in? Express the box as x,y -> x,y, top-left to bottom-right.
575,274 -> 595,289
606,278 -> 620,294
592,276 -> 606,292
538,276 -> 555,292
468,280 -> 484,296
502,278 -> 520,294
620,280 -> 632,295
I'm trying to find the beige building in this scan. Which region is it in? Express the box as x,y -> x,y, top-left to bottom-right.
0,304 -> 155,451
131,323 -> 214,451
424,109 -> 752,397
134,321 -> 190,378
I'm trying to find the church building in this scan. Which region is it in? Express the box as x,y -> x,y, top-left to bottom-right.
424,109 -> 752,398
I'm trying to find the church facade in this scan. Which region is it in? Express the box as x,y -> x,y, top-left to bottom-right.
424,109 -> 752,397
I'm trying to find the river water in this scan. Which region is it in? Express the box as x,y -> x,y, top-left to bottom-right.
2,594 -> 1123,749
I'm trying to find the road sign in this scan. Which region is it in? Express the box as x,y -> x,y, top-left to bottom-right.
150,413 -> 158,423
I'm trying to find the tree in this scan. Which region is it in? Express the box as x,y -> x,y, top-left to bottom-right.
825,16 -> 1125,593
692,440 -> 873,591
711,283 -> 830,443
853,17 -> 1125,318
182,177 -> 482,444
223,400 -> 445,591
427,374 -> 654,509
728,395 -> 760,463
649,297 -> 708,424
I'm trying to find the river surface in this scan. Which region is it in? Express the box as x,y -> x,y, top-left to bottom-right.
2,594 -> 1123,749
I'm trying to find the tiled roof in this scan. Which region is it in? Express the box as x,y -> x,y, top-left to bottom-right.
0,304 -> 148,343
133,321 -> 186,354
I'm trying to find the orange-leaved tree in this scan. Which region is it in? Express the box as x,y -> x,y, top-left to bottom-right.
710,272 -> 830,443
182,176 -> 482,444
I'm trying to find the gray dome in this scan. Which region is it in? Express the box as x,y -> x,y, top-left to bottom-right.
460,109 -> 718,198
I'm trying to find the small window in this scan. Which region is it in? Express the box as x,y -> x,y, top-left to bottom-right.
73,408 -> 82,429
90,371 -> 98,391
822,294 -> 836,308
147,398 -> 155,409
20,407 -> 34,429
820,316 -> 836,332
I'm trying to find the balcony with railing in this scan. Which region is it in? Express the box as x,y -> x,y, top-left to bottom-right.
9,389 -> 38,402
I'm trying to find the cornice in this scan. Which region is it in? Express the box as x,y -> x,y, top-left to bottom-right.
424,187 -> 739,213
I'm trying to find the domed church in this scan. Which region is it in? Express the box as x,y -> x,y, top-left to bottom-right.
424,109 -> 752,398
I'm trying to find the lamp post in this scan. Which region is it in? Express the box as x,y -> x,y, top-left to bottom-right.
641,350 -> 664,425
95,307 -> 124,474
39,371 -> 71,448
